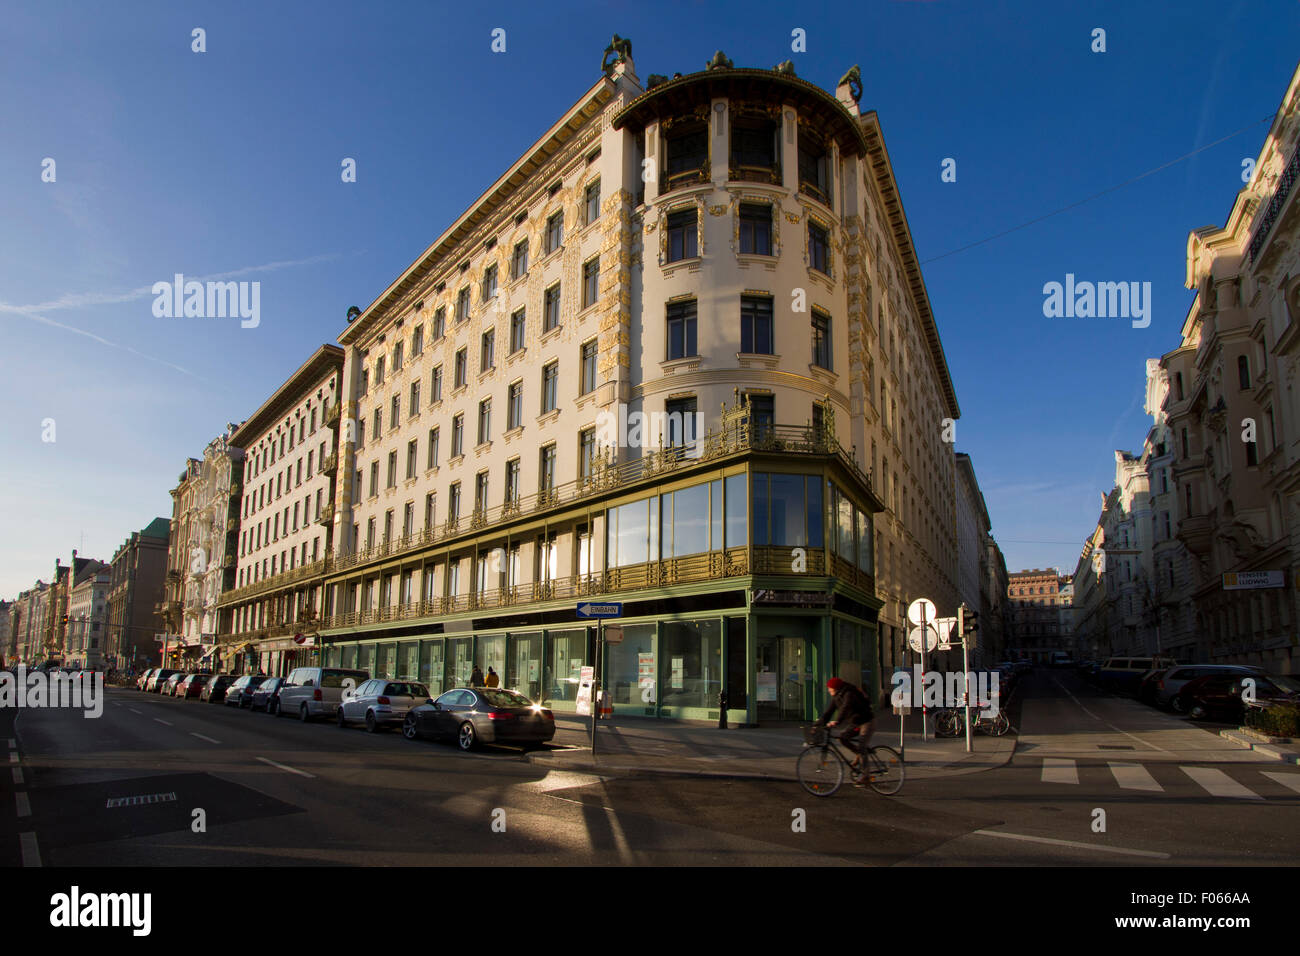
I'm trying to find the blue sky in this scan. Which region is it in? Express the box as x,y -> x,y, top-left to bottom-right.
2,0 -> 1298,597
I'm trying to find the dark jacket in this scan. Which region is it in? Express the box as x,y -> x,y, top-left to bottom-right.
819,682 -> 874,726
470,666 -> 484,686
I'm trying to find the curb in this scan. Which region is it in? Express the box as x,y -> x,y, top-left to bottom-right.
1218,729 -> 1300,764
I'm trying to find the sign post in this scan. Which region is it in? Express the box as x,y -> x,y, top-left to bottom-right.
576,603 -> 623,755
907,598 -> 937,740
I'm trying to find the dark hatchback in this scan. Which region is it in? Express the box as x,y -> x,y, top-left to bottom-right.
224,675 -> 269,708
250,677 -> 286,713
403,687 -> 556,751
1176,673 -> 1300,721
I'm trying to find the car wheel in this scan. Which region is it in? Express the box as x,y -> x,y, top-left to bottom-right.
1170,696 -> 1188,715
300,703 -> 311,722
1190,704 -> 1207,720
337,708 -> 348,728
403,714 -> 420,740
457,721 -> 477,751
365,711 -> 380,733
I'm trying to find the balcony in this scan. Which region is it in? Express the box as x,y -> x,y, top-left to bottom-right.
1249,139 -> 1299,263
661,163 -> 709,195
321,452 -> 338,476
1176,515 -> 1214,555
729,163 -> 781,186
216,557 -> 332,607
325,403 -> 341,429
318,503 -> 334,527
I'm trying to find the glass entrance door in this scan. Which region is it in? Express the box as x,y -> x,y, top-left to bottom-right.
756,632 -> 809,721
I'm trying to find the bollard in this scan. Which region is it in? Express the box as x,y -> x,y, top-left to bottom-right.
718,690 -> 728,729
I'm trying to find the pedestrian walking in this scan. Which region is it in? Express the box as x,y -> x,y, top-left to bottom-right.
485,667 -> 500,688
470,663 -> 484,686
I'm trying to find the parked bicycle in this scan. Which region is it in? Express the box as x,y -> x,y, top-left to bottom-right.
797,725 -> 905,796
933,704 -> 1010,737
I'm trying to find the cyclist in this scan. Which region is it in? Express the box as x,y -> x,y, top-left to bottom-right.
817,677 -> 875,780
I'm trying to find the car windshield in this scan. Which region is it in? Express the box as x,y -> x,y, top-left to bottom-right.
477,688 -> 535,708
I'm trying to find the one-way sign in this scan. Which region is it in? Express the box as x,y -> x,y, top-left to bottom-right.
576,602 -> 623,619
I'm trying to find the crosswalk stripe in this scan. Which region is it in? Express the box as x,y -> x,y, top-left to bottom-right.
1108,762 -> 1163,791
1181,766 -> 1263,800
1041,758 -> 1078,784
1261,772 -> 1300,795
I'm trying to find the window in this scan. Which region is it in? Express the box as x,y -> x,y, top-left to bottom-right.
580,340 -> 598,394
406,439 -> 418,480
403,502 -> 414,538
730,118 -> 778,177
387,451 -> 398,488
390,395 -> 401,429
366,517 -> 376,550
412,325 -> 423,357
452,414 -> 465,458
425,492 -> 436,530
584,180 -> 601,224
370,461 -> 379,497
665,398 -> 698,447
505,459 -> 521,504
1239,355 -> 1251,390
431,366 -> 443,403
1246,438 -> 1258,466
410,380 -> 420,415
666,209 -> 697,262
544,283 -> 561,332
745,394 -> 775,437
449,483 -> 462,522
508,381 -> 523,429
546,211 -> 564,253
454,348 -> 468,388
477,399 -> 491,445
510,308 -> 526,353
740,295 -> 774,354
579,427 -> 596,479
481,329 -> 495,371
456,286 -> 471,324
296,460 -> 302,486
433,307 -> 446,341
809,221 -> 830,274
739,203 -> 773,255
541,361 -> 558,412
539,444 -> 557,492
383,510 -> 393,545
481,263 -> 498,302
582,257 -> 600,308
812,311 -> 832,370
511,240 -> 529,280
798,130 -> 830,205
393,340 -> 404,372
664,123 -> 707,191
666,299 -> 698,360
375,356 -> 385,385
427,427 -> 440,469
474,472 -> 489,513
373,408 -> 381,438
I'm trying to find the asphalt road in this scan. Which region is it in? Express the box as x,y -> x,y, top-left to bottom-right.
1,671 -> 1296,867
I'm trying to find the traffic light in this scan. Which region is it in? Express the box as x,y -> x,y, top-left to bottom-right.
956,605 -> 965,640
964,608 -> 979,636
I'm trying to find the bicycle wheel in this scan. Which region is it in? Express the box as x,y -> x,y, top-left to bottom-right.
989,711 -> 1010,736
797,746 -> 844,796
865,746 -> 905,795
934,710 -> 958,737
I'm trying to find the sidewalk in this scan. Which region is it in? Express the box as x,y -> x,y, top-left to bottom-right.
525,711 -> 1015,782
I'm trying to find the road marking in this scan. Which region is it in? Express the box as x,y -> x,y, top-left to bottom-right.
15,792 -> 30,818
1049,676 -> 1170,753
1108,762 -> 1163,791
1262,772 -> 1300,795
106,792 -> 176,809
1041,757 -> 1078,784
6,739 -> 15,749
1050,677 -> 1102,720
153,718 -> 172,726
11,768 -> 22,785
1181,766 -> 1263,800
19,832 -> 41,867
189,733 -> 221,744
128,708 -> 142,715
255,756 -> 316,778
7,753 -> 18,764
972,829 -> 1170,859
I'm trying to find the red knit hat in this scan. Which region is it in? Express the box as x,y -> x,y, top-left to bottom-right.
827,677 -> 846,692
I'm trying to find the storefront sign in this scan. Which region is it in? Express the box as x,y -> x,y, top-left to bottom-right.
1222,571 -> 1284,590
671,657 -> 684,690
752,590 -> 832,607
757,671 -> 778,702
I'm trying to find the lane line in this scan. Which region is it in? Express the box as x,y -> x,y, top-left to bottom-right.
972,829 -> 1171,859
1182,766 -> 1263,800
128,709 -> 142,715
190,733 -> 221,745
19,832 -> 41,867
1049,676 -> 1170,752
255,756 -> 315,778
11,768 -> 22,785
153,718 -> 172,726
15,792 -> 30,818
7,753 -> 18,764
1262,772 -> 1300,795
1041,757 -> 1078,784
1108,762 -> 1163,792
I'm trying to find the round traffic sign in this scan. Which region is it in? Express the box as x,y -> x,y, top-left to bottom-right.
907,598 -> 937,626
908,624 -> 938,654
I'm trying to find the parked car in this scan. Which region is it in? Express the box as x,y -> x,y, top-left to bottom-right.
276,667 -> 369,722
1137,668 -> 1169,706
1176,673 -> 1300,721
160,672 -> 187,696
137,668 -> 157,690
338,680 -> 432,732
1098,656 -> 1177,695
200,674 -> 238,703
1155,664 -> 1264,712
177,673 -> 209,699
147,669 -> 180,692
224,675 -> 269,708
403,687 -> 556,750
250,677 -> 286,713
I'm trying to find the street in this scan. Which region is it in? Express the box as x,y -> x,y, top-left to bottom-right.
2,669 -> 1295,868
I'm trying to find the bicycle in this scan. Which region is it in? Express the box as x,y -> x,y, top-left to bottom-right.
797,725 -> 905,796
934,704 -> 1010,737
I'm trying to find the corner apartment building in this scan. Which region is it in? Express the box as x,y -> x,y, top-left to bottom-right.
106,519 -> 170,669
65,554 -> 111,669
297,45 -> 979,726
218,346 -> 344,675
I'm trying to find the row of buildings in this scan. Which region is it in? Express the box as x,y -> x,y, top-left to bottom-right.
1072,61 -> 1300,675
5,43 -> 1013,721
